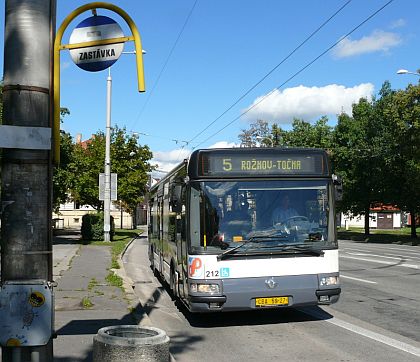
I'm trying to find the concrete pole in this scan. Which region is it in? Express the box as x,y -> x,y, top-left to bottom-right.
104,69 -> 112,241
1,0 -> 55,360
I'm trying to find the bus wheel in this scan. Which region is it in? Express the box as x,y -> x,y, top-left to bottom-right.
149,247 -> 155,271
170,268 -> 178,298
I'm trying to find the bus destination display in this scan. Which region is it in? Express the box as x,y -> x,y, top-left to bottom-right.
199,152 -> 326,176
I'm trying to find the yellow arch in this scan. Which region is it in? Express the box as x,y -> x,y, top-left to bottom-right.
53,2 -> 145,163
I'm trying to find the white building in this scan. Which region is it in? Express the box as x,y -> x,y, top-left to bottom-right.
53,200 -> 134,229
341,206 -> 403,230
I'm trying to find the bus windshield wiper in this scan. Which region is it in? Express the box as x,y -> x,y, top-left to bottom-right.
216,235 -> 287,261
276,244 -> 324,256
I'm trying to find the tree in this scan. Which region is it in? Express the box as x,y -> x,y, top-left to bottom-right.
238,119 -> 271,147
284,117 -> 333,149
383,83 -> 420,238
110,126 -> 154,215
69,126 -> 154,217
53,131 -> 74,212
333,83 -> 399,237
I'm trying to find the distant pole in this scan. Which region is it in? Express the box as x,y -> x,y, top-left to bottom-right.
104,68 -> 112,241
1,0 -> 55,360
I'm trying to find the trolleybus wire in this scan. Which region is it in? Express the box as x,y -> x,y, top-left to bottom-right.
186,0 -> 353,145
191,0 -> 394,149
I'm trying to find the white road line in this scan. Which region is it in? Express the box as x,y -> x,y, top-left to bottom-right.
300,309 -> 420,358
340,275 -> 377,284
345,252 -> 403,260
330,318 -> 420,358
342,247 -> 420,260
340,254 -> 420,269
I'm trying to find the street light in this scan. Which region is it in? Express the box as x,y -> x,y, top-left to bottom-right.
104,51 -> 140,241
397,69 -> 420,76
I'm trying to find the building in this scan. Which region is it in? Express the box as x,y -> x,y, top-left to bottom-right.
53,200 -> 134,230
341,205 -> 403,230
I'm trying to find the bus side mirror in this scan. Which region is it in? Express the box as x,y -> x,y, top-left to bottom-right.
332,174 -> 343,202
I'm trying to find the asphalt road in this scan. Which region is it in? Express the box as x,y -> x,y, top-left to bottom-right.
123,237 -> 420,362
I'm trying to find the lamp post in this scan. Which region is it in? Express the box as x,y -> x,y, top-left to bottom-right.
103,52 -> 141,241
104,67 -> 112,242
397,69 -> 420,77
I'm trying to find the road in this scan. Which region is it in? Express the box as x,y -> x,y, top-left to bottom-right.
123,237 -> 420,362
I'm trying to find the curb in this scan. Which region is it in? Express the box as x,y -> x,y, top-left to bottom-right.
117,235 -> 154,327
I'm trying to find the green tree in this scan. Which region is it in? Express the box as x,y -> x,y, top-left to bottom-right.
383,83 -> 420,238
53,131 -> 74,212
69,127 -> 154,216
52,108 -> 74,212
333,93 -> 389,236
110,126 -> 154,215
238,119 -> 271,147
284,117 -> 333,149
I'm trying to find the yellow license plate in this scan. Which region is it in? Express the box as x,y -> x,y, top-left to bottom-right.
255,296 -> 289,307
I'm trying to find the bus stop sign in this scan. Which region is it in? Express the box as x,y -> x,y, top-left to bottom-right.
69,15 -> 124,72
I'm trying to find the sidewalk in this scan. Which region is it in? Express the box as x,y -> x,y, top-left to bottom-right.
53,227 -> 151,361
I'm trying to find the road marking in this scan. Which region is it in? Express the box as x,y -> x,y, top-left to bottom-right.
346,252 -> 402,260
300,309 -> 420,358
342,247 -> 420,261
340,275 -> 377,284
340,255 -> 420,269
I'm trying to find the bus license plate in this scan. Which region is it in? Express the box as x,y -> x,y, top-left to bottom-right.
255,296 -> 289,307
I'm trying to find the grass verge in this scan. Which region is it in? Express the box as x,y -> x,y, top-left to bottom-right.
338,227 -> 419,245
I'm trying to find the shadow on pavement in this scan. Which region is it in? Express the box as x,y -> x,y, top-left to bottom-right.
53,228 -> 83,245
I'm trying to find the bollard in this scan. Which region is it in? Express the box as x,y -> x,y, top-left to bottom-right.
93,325 -> 170,362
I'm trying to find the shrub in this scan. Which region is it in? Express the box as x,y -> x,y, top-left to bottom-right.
81,213 -> 114,241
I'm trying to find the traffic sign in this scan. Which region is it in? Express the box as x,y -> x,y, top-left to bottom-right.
69,15 -> 124,72
99,173 -> 118,201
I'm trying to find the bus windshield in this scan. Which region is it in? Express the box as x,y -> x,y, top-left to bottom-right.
189,179 -> 336,253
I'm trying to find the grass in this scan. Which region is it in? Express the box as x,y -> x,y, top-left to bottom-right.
87,278 -> 98,291
91,228 -> 143,268
81,296 -> 94,309
338,227 -> 419,245
92,228 -> 143,292
106,272 -> 123,289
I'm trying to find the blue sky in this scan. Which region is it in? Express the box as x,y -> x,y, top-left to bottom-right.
1,0 -> 419,172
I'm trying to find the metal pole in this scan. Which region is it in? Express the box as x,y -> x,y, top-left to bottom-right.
104,68 -> 112,241
1,0 -> 55,360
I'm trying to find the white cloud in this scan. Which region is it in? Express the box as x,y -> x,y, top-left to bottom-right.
151,141 -> 238,174
152,148 -> 191,172
389,18 -> 406,29
243,83 -> 374,124
333,30 -> 402,58
208,141 -> 238,149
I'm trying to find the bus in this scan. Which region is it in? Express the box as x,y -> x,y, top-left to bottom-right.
148,147 -> 341,312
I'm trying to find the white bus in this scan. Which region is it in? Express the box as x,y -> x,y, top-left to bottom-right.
148,147 -> 341,312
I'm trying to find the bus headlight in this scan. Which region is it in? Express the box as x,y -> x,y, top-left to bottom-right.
190,283 -> 220,294
319,276 -> 339,287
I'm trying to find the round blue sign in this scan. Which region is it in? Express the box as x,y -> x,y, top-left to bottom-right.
69,15 -> 124,72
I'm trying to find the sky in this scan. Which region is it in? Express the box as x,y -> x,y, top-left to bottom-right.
1,0 -> 420,174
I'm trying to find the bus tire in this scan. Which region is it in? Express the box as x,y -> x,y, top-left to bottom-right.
149,247 -> 155,271
170,267 -> 178,298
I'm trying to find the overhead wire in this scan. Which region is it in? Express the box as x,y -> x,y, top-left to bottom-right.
186,0 -> 353,145
192,0 -> 395,149
131,130 -> 197,146
129,0 -> 199,130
